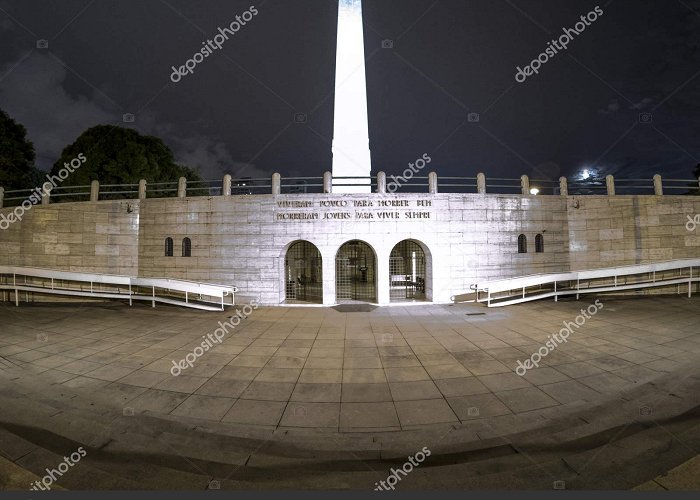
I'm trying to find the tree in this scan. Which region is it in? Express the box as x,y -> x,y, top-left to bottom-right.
691,163 -> 700,195
0,108 -> 42,192
50,125 -> 201,198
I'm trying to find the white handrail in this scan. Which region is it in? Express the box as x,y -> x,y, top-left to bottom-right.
460,258 -> 700,307
0,265 -> 237,311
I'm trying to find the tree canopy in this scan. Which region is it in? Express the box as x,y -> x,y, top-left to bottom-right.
691,163 -> 700,194
0,108 -> 42,191
50,125 -> 201,188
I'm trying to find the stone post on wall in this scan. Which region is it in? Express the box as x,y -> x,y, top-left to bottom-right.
271,173 -> 281,195
477,173 -> 486,194
138,179 -> 147,200
90,180 -> 99,202
653,174 -> 663,195
428,172 -> 438,194
606,175 -> 615,196
177,177 -> 187,198
559,177 -> 568,196
323,171 -> 332,194
520,175 -> 530,195
0,187 -> 4,208
41,185 -> 51,205
376,171 -> 386,194
223,174 -> 232,196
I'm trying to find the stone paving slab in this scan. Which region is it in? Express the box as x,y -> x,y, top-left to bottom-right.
1,296 -> 699,436
634,455 -> 700,490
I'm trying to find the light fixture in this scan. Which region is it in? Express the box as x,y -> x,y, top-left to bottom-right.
530,188 -> 540,195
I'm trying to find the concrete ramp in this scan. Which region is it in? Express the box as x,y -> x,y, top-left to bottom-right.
462,259 -> 700,307
0,266 -> 236,311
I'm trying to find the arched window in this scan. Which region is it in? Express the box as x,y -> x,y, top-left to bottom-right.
517,234 -> 527,254
535,234 -> 544,253
182,237 -> 192,257
165,237 -> 174,257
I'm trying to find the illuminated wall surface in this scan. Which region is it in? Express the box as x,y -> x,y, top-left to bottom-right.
332,0 -> 372,193
1,193 -> 699,305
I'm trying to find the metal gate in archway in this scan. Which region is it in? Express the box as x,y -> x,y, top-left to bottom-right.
285,241 -> 322,303
389,240 -> 426,302
335,240 -> 376,301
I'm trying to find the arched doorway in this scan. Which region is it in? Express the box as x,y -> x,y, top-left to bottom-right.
285,241 -> 322,303
389,240 -> 427,302
335,240 -> 376,302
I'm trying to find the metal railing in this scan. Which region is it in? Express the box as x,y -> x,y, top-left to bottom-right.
279,176 -> 325,194
0,266 -> 237,311
461,259 -> 700,307
0,173 -> 698,207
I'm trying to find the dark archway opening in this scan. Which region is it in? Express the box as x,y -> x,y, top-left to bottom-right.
285,241 -> 322,304
335,240 -> 376,302
389,240 -> 427,302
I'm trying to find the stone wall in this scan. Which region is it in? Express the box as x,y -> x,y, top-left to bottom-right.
0,200 -> 139,275
1,192 -> 698,305
566,196 -> 700,269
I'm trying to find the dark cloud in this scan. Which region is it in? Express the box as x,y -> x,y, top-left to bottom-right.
0,51 -> 262,178
0,0 -> 698,183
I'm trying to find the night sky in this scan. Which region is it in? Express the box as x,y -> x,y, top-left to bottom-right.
0,0 -> 699,182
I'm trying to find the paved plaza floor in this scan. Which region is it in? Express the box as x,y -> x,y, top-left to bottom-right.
0,295 -> 699,489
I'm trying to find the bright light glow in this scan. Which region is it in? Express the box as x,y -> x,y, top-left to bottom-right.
411,251 -> 417,283
530,188 -> 540,195
332,0 -> 371,193
579,167 -> 599,180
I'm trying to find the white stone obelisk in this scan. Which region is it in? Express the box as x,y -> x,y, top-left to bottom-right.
332,0 -> 371,193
